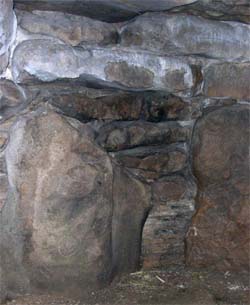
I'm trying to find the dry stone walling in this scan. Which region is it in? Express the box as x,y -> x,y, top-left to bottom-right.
0,0 -> 250,301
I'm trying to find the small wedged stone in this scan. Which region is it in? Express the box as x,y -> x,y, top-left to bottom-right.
203,62 -> 250,100
142,174 -> 196,269
16,10 -> 118,46
112,144 -> 187,181
12,39 -> 196,96
145,94 -> 202,121
0,80 -> 31,122
97,121 -> 191,152
120,13 -> 250,60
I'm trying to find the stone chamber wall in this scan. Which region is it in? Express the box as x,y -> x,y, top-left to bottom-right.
0,0 -> 249,302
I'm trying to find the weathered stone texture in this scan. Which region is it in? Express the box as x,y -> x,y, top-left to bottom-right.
0,0 -> 15,74
0,80 -> 31,122
112,165 -> 151,275
2,110 -> 114,294
142,174 -> 196,268
97,121 -> 191,152
12,39 -> 195,95
203,63 -> 250,100
170,0 -> 250,23
121,13 -> 250,60
17,10 -> 118,46
0,118 -> 14,213
113,144 -> 187,181
13,0 -> 250,23
13,0 -> 198,22
186,105 -> 250,271
24,84 -> 200,122
1,0 -> 250,300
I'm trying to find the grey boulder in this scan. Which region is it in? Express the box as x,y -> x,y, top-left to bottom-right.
120,13 -> 250,60
12,39 -> 197,96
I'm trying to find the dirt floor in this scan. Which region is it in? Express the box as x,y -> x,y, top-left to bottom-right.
4,267 -> 250,305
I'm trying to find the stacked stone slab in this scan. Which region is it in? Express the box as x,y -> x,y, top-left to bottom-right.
0,0 -> 250,302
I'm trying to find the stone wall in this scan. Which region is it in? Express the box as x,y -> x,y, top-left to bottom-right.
0,0 -> 249,301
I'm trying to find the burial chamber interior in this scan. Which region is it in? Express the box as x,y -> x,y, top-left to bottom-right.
0,0 -> 250,304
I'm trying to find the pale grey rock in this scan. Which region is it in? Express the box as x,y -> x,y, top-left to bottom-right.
120,13 -> 250,60
16,10 -> 118,46
14,0 -> 198,22
0,0 -> 16,74
12,39 -> 196,96
0,52 -> 9,75
0,265 -> 6,303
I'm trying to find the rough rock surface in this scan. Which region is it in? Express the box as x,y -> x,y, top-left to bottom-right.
112,165 -> 151,275
203,63 -> 250,100
0,79 -> 31,122
142,174 -> 196,268
14,0 -> 198,22
121,13 -> 250,60
186,105 -> 250,271
113,144 -> 187,181
171,0 -> 250,23
36,87 -> 145,122
19,83 -> 201,122
1,0 -> 250,301
0,0 -> 15,75
12,39 -> 196,95
1,110 -> 113,295
13,0 -> 250,23
97,121 -> 191,152
17,10 -> 118,46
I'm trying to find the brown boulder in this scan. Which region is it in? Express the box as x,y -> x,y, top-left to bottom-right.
186,105 -> 250,271
1,109 -> 113,295
203,63 -> 250,100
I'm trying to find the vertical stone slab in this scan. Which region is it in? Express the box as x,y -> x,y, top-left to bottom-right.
1,110 -> 113,296
112,165 -> 151,275
186,105 -> 250,271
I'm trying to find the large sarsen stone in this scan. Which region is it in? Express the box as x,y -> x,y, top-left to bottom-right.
1,109 -> 113,295
186,105 -> 250,271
